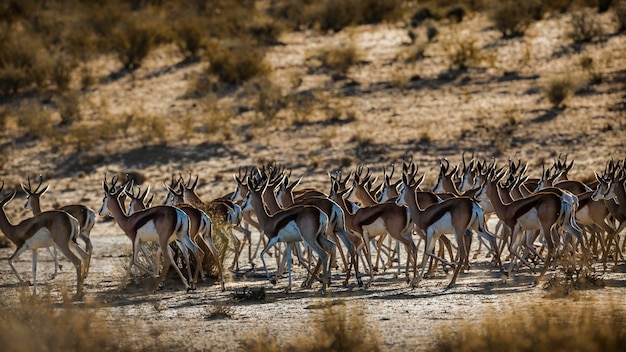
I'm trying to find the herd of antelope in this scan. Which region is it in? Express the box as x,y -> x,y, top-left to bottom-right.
1,154 -> 625,299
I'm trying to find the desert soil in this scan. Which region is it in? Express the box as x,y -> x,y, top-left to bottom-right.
0,8 -> 625,352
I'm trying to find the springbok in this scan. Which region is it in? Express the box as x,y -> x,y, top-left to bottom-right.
21,175 -> 96,275
161,181 -> 225,291
98,175 -> 203,292
242,176 -> 333,293
0,181 -> 86,298
397,172 -> 500,288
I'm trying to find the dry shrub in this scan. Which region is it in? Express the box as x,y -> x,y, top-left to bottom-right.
50,54 -> 76,92
543,75 -> 576,108
248,78 -> 286,124
0,29 -> 45,95
429,301 -> 625,352
204,303 -> 235,320
442,32 -> 482,70
136,113 -> 168,146
614,0 -> 626,31
291,0 -> 402,32
317,44 -> 360,76
200,94 -> 234,139
112,15 -> 158,70
0,291 -> 143,351
173,15 -> 208,60
16,102 -> 54,140
488,0 -> 543,37
54,91 -> 82,126
206,39 -> 269,86
569,10 -> 603,43
239,304 -> 381,352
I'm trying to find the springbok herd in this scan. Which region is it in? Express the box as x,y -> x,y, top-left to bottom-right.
1,154 -> 625,299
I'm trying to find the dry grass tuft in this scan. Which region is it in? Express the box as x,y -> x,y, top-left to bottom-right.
442,32 -> 482,70
543,75 -> 576,108
487,0 -> 542,37
615,0 -> 626,31
429,300 -> 625,352
569,10 -> 603,43
316,44 -> 360,76
0,290 -> 154,351
204,303 -> 235,320
238,303 -> 381,352
206,39 -> 269,86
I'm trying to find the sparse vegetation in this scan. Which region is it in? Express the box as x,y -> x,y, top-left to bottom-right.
543,75 -> 576,108
442,33 -> 482,70
111,15 -> 158,70
614,0 -> 626,31
0,291 -> 156,351
429,301 -> 625,352
238,304 -> 381,352
569,10 -> 603,43
488,0 -> 542,37
206,39 -> 269,86
316,44 -> 360,76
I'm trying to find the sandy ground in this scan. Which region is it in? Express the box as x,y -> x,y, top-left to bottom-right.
0,214 -> 625,351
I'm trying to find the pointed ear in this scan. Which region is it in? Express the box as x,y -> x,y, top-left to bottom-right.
103,181 -> 109,193
40,184 -> 50,195
1,190 -> 17,206
416,174 -> 425,187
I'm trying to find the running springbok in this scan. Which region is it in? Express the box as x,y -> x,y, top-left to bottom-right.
161,181 -> 225,291
397,172 -> 500,288
477,168 -> 584,284
0,181 -> 86,298
242,176 -> 333,293
98,175 -> 203,292
21,175 -> 96,276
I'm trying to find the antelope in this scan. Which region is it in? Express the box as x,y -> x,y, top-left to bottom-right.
329,178 -> 418,287
0,181 -> 86,298
22,175 -> 96,276
397,172 -> 500,288
242,176 -> 333,293
274,175 -> 359,286
99,175 -> 203,292
477,169 -> 584,284
179,173 -> 249,272
592,165 -> 626,262
161,181 -> 225,291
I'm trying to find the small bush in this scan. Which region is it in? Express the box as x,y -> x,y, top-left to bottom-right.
50,55 -> 76,92
569,10 -> 603,43
16,103 -> 54,140
54,91 -> 82,126
305,0 -> 402,32
0,292 -> 143,352
442,33 -> 482,70
206,40 -> 269,86
317,45 -> 360,76
543,76 -> 575,108
614,0 -> 626,31
488,0 -> 542,37
174,16 -> 208,60
426,24 -> 439,42
112,16 -> 157,70
0,30 -> 45,95
238,304 -> 381,352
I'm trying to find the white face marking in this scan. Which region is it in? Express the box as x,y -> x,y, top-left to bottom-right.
98,196 -> 111,217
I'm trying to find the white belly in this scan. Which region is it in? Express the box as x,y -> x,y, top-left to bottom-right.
277,221 -> 302,243
363,218 -> 387,238
517,209 -> 540,231
23,229 -> 54,250
136,221 -> 160,243
429,213 -> 454,236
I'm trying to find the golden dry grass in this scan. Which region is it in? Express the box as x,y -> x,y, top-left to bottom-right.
429,300 -> 626,352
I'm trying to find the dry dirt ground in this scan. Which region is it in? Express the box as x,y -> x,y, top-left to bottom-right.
0,7 -> 626,352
